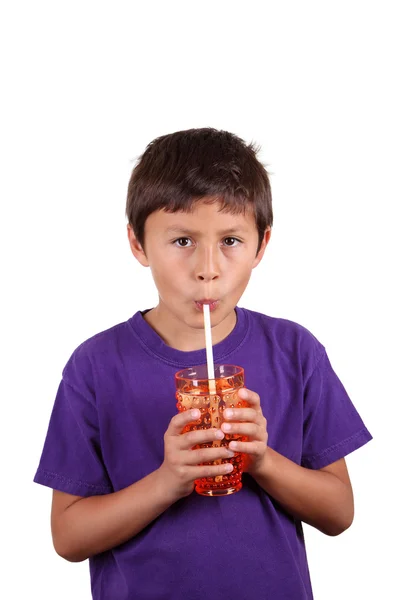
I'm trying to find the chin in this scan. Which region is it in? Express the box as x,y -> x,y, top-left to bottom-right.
196,304 -> 234,328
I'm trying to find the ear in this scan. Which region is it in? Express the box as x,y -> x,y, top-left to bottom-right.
127,224 -> 150,267
252,228 -> 272,268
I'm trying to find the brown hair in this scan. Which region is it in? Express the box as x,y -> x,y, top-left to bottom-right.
126,127 -> 273,254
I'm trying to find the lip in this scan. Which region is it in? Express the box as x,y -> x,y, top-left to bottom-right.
194,299 -> 219,312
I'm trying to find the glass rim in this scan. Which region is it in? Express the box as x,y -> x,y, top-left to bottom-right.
175,364 -> 244,383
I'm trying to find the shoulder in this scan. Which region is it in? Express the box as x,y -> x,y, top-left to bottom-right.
242,306 -> 323,348
241,307 -> 326,375
62,319 -> 132,384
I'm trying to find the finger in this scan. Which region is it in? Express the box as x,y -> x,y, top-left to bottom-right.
221,422 -> 261,438
228,439 -> 267,455
185,446 -> 235,465
167,409 -> 202,436
191,462 -> 234,479
237,387 -> 262,410
223,407 -> 263,423
180,427 -> 225,450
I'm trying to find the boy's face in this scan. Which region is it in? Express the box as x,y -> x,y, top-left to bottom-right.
128,199 -> 271,345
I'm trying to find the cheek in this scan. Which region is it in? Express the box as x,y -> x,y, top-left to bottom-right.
150,256 -> 185,291
228,254 -> 254,273
230,261 -> 254,291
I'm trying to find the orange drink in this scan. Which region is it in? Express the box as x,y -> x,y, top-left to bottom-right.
175,364 -> 246,496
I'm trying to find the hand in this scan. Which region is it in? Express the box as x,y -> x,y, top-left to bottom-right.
221,387 -> 268,476
159,409 -> 236,499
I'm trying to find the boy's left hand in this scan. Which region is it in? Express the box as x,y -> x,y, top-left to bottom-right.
221,387 -> 268,475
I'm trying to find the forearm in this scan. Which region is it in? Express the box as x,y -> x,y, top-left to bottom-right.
53,468 -> 179,562
249,448 -> 354,536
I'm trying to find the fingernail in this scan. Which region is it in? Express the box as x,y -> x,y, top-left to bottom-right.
215,430 -> 224,439
226,450 -> 235,458
239,388 -> 248,399
222,423 -> 231,431
225,464 -> 234,472
225,409 -> 234,418
191,409 -> 200,418
230,441 -> 238,449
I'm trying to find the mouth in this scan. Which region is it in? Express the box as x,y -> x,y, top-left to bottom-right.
194,299 -> 219,312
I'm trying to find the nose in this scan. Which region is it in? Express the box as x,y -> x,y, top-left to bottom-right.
195,245 -> 220,282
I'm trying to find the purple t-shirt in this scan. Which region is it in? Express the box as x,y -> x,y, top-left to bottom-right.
34,307 -> 372,599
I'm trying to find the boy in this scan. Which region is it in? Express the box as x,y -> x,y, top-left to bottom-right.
34,127 -> 372,599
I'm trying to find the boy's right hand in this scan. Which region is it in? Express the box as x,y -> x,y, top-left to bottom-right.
158,409 -> 235,499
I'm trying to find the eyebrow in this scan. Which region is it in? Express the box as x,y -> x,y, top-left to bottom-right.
165,227 -> 247,236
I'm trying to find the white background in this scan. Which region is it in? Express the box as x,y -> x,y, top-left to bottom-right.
1,1 -> 398,598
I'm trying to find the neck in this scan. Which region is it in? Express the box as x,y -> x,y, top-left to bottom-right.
143,304 -> 237,352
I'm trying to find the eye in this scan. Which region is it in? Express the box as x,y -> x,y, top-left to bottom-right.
223,237 -> 241,247
173,237 -> 193,248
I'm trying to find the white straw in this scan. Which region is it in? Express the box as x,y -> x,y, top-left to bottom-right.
203,304 -> 216,395
203,304 -> 220,476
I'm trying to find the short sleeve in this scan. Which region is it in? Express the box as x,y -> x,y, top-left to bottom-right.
34,350 -> 113,496
301,350 -> 372,470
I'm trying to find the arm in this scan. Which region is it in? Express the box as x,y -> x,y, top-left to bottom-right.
51,408 -> 235,562
249,450 -> 354,536
223,388 -> 354,537
51,470 -> 176,563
